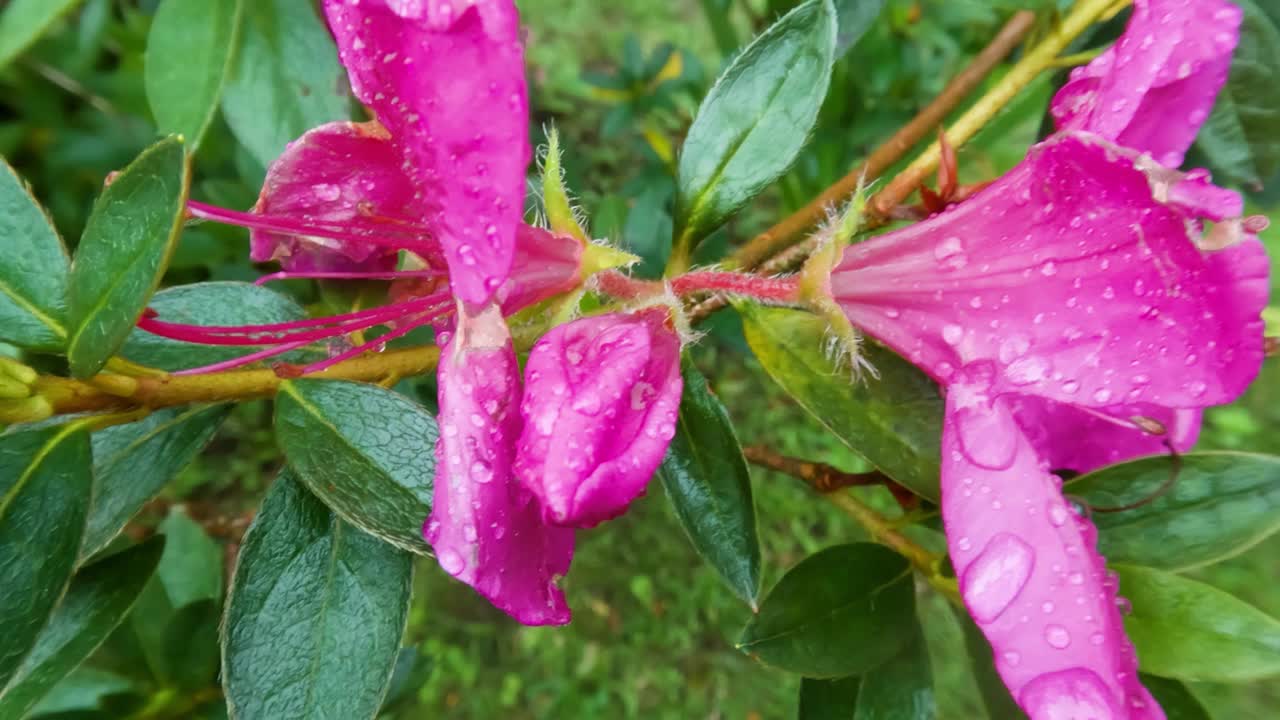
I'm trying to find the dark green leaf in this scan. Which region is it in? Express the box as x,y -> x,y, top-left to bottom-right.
1195,0 -> 1280,186
799,676 -> 859,720
67,137 -> 189,378
659,358 -> 761,607
0,424 -> 92,689
0,158 -> 70,351
26,667 -> 135,717
740,304 -> 942,501
1115,563 -> 1280,682
674,0 -> 837,248
145,0 -> 245,150
854,625 -> 934,720
1141,675 -> 1211,720
955,606 -> 1025,720
0,0 -> 85,69
0,538 -> 164,719
83,405 -> 229,560
834,0 -> 886,57
223,473 -> 412,720
221,0 -> 350,168
120,281 -> 312,372
739,543 -> 914,677
275,379 -> 436,554
161,599 -> 221,691
1069,452 -> 1280,571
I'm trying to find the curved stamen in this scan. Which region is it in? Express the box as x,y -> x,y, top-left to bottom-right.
186,200 -> 439,257
255,269 -> 443,286
298,308 -> 447,374
171,337 -> 318,376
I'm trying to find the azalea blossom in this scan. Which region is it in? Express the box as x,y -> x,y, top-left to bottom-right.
823,1 -> 1268,717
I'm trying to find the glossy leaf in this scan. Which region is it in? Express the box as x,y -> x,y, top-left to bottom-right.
0,538 -> 164,719
1116,564 -> 1280,682
673,0 -> 837,248
834,0 -> 886,57
659,358 -> 762,608
121,281 -> 312,372
83,405 -> 229,560
221,0 -> 350,168
67,137 -> 189,378
0,424 -> 92,689
854,625 -> 934,720
740,304 -> 942,501
1195,0 -> 1280,186
799,676 -> 860,720
1069,452 -> 1280,571
275,379 -> 436,554
1141,675 -> 1211,720
223,473 -> 412,720
145,0 -> 245,150
0,0 -> 84,69
0,158 -> 70,351
739,543 -> 914,677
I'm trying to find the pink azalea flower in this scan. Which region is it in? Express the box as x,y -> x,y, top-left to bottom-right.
826,2 -> 1268,717
514,308 -> 683,528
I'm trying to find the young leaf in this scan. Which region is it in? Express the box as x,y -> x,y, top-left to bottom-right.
120,281 -> 312,372
275,379 -> 436,554
853,625 -> 934,720
834,0 -> 887,57
739,543 -> 914,677
145,0 -> 245,150
223,473 -> 412,720
221,0 -> 350,168
0,538 -> 164,719
67,137 -> 190,378
658,358 -> 762,608
0,0 -> 84,70
0,158 -> 71,351
1115,563 -> 1280,682
1141,675 -> 1211,720
83,405 -> 229,560
798,676 -> 860,720
673,0 -> 837,249
1195,0 -> 1280,187
1069,452 -> 1280,571
740,304 -> 942,501
0,424 -> 92,689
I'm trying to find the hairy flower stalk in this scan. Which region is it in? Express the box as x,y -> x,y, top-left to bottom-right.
813,1 -> 1269,718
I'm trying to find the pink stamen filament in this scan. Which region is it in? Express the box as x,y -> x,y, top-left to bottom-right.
171,338 -> 318,376
186,200 -> 439,258
299,311 -> 442,374
255,269 -> 443,286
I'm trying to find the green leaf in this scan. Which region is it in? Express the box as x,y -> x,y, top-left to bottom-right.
853,625 -> 934,720
221,0 -> 350,168
834,0 -> 886,57
120,281 -> 312,372
1069,452 -> 1280,571
0,0 -> 84,69
0,538 -> 164,719
739,543 -> 914,677
67,137 -> 190,378
740,305 -> 942,501
673,0 -> 837,249
83,405 -> 229,560
275,379 -> 436,554
1115,563 -> 1280,682
161,599 -> 221,691
1141,675 -> 1211,720
145,0 -> 245,150
223,473 -> 412,720
954,606 -> 1025,720
798,676 -> 859,720
0,424 -> 92,690
658,358 -> 762,607
0,158 -> 70,351
1195,0 -> 1280,186
27,667 -> 135,717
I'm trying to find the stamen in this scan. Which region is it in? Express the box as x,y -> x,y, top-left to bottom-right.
171,337 -> 317,376
186,200 -> 439,257
254,269 -> 443,286
298,308 -> 446,374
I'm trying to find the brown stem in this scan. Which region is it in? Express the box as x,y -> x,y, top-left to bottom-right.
728,10 -> 1037,270
742,445 -> 889,493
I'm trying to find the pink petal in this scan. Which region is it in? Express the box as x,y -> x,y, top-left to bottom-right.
324,0 -> 531,307
832,132 -> 1269,416
514,309 -> 682,527
497,225 -> 584,315
252,121 -> 436,272
425,303 -> 573,625
943,366 -> 1163,720
1051,0 -> 1240,168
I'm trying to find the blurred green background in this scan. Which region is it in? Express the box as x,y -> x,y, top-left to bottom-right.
2,0 -> 1277,718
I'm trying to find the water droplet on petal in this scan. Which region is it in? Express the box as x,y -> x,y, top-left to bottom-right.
961,533 -> 1036,623
1044,624 -> 1072,649
438,548 -> 466,575
942,324 -> 965,345
1020,668 -> 1120,720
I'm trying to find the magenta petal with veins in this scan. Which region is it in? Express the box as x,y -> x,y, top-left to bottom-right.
1051,0 -> 1240,168
943,370 -> 1161,720
425,304 -> 573,625
514,309 -> 683,528
324,0 -> 530,306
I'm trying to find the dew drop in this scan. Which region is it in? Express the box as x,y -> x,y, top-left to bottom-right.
942,324 -> 965,345
961,533 -> 1036,623
438,548 -> 466,575
1044,624 -> 1072,649
1020,668 -> 1120,720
